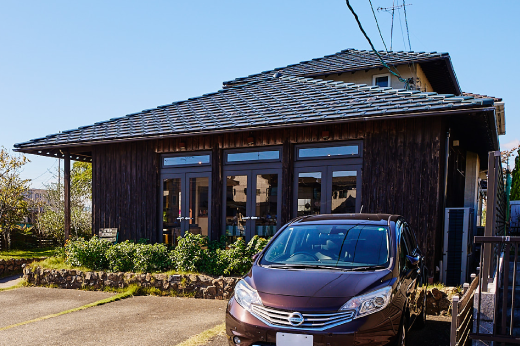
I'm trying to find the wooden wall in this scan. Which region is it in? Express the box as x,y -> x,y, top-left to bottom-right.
91,117 -> 445,273
92,141 -> 159,243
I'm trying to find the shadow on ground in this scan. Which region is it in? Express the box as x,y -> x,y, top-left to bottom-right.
204,315 -> 452,346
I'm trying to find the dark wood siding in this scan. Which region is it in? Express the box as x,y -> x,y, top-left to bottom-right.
92,141 -> 159,242
362,117 -> 444,273
91,118 -> 444,272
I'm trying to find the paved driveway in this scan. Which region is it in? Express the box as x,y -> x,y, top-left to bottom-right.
0,286 -> 227,346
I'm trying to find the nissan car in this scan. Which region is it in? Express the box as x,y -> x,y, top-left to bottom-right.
225,214 -> 427,346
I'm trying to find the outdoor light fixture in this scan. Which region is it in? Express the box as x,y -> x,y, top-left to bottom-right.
247,136 -> 255,145
179,142 -> 186,150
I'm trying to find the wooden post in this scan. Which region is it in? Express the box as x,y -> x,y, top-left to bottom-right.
463,282 -> 469,295
64,150 -> 71,242
450,295 -> 459,346
483,151 -> 498,291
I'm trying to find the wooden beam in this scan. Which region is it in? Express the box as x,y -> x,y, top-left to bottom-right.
64,150 -> 71,241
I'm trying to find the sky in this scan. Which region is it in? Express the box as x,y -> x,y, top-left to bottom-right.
1,0 -> 519,188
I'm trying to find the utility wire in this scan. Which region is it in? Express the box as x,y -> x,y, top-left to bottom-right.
390,0 -> 395,51
368,0 -> 388,52
344,0 -> 409,88
403,0 -> 412,50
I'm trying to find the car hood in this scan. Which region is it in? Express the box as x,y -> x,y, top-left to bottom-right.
248,264 -> 392,301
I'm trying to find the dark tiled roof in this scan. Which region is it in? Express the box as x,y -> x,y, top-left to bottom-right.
15,76 -> 494,150
224,49 -> 452,87
462,92 -> 502,102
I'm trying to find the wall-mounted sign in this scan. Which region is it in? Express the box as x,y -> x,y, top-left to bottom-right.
99,228 -> 118,243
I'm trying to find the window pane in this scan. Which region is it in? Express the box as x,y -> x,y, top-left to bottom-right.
163,178 -> 182,246
331,171 -> 357,213
298,145 -> 358,159
227,150 -> 279,162
225,175 -> 247,242
297,172 -> 321,216
255,174 -> 278,237
375,76 -> 389,87
164,155 -> 210,166
188,177 -> 209,237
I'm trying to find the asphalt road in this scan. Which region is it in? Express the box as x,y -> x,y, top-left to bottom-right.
0,286 -> 227,346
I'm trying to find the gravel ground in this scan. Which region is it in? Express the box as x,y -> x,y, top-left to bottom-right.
203,315 -> 451,346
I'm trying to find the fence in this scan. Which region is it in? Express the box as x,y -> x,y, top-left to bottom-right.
451,274 -> 478,346
470,236 -> 520,344
482,151 -> 507,292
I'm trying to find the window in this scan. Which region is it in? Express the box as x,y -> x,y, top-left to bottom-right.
297,145 -> 359,160
226,150 -> 280,163
164,155 -> 210,167
372,74 -> 391,88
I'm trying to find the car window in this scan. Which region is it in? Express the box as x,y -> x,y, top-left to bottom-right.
403,223 -> 416,255
261,224 -> 390,270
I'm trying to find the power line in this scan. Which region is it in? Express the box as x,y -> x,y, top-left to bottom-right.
368,0 -> 388,52
403,0 -> 412,51
345,0 -> 409,88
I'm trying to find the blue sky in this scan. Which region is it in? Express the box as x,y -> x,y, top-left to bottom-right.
1,0 -> 518,187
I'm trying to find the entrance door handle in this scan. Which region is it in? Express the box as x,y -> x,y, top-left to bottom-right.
176,217 -> 185,220
242,217 -> 251,220
250,216 -> 260,220
185,217 -> 193,220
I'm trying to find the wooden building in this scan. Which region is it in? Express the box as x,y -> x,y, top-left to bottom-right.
15,49 -> 506,275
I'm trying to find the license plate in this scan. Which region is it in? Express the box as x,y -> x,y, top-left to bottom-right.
276,332 -> 313,346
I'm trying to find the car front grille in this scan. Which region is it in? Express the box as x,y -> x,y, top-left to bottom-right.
250,305 -> 355,331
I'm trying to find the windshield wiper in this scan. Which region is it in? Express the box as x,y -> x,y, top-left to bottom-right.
264,264 -> 347,271
348,265 -> 387,271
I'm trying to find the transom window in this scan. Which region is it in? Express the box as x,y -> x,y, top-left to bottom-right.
163,154 -> 210,167
297,144 -> 359,160
226,150 -> 280,163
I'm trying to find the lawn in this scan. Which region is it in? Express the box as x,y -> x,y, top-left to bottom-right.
0,248 -> 55,260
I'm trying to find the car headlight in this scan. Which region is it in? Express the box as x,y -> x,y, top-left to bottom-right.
234,279 -> 262,312
339,286 -> 392,318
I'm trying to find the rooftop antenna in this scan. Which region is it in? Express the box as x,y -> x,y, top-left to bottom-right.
378,2 -> 413,51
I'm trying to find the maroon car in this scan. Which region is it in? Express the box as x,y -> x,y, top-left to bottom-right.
226,214 -> 427,346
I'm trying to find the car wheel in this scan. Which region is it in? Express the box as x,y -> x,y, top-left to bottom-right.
396,318 -> 407,346
413,290 -> 427,329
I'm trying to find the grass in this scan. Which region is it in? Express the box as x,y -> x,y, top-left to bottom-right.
0,280 -> 26,292
0,248 -> 55,260
173,323 -> 225,346
28,256 -> 91,272
0,284 -> 139,332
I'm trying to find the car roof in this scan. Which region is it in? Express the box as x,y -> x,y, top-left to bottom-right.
289,213 -> 401,226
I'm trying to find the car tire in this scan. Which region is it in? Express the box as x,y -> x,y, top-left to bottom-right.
413,289 -> 427,329
396,318 -> 407,346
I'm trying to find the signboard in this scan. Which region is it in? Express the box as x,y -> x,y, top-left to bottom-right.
99,228 -> 118,243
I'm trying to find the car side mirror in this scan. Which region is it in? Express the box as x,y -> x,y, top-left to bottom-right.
406,255 -> 420,267
252,253 -> 260,261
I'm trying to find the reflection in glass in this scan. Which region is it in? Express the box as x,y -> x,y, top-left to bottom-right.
188,177 -> 209,237
164,155 -> 210,166
226,175 -> 247,242
163,178 -> 182,246
255,174 -> 278,237
227,151 -> 279,163
331,171 -> 357,214
298,145 -> 358,159
297,172 -> 321,216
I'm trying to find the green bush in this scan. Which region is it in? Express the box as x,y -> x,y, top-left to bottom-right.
60,233 -> 270,276
65,236 -> 110,270
133,243 -> 171,273
106,241 -> 136,272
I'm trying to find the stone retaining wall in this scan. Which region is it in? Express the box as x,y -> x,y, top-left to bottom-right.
23,266 -> 239,299
426,287 -> 461,316
0,258 -> 46,278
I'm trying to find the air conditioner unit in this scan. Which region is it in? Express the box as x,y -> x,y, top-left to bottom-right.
442,208 -> 474,286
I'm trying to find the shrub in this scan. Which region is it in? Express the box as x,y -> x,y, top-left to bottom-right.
65,236 -> 110,270
170,233 -> 207,272
221,236 -> 270,276
133,243 -> 171,273
106,241 -> 136,272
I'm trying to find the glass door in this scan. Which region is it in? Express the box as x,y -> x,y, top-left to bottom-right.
294,165 -> 361,216
224,169 -> 281,242
162,172 -> 211,245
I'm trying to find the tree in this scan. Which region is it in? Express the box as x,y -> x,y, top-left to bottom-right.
37,161 -> 92,242
511,149 -> 520,201
0,148 -> 30,250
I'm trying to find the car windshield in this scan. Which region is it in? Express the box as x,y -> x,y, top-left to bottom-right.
260,224 -> 390,270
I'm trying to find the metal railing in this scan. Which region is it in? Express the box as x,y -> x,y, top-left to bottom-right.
470,236 -> 520,344
451,273 -> 478,346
